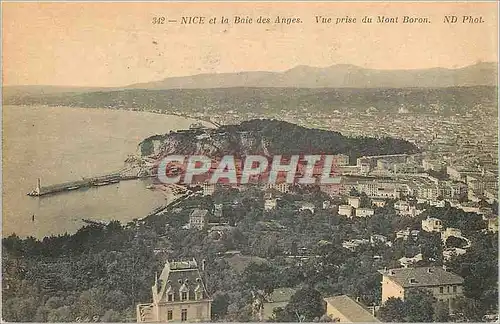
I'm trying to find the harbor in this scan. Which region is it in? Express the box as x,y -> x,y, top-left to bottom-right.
26,167 -> 144,197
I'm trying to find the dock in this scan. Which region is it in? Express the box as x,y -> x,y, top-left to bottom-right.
27,168 -> 141,197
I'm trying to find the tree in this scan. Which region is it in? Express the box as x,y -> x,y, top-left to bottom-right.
359,193 -> 371,208
378,298 -> 406,322
47,306 -> 73,322
284,286 -> 325,322
241,262 -> 278,296
452,297 -> 485,322
211,293 -> 230,321
349,188 -> 360,197
404,289 -> 435,322
101,309 -> 123,322
379,290 -> 436,322
433,300 -> 450,322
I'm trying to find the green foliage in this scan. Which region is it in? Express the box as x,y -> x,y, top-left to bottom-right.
211,293 -> 230,321
275,287 -> 325,322
451,296 -> 486,322
241,262 -> 279,296
447,232 -> 498,313
378,297 -> 406,322
404,288 -> 435,322
379,289 -> 435,322
433,301 -> 450,322
2,221 -> 159,322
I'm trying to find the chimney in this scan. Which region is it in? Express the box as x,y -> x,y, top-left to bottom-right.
202,259 -> 206,271
427,268 -> 434,273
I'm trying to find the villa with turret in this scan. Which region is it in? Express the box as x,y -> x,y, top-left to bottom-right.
136,259 -> 212,322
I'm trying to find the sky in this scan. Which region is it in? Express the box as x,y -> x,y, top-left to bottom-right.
2,2 -> 498,87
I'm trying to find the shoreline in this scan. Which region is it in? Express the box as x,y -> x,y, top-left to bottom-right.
4,104 -> 206,240
3,104 -> 217,129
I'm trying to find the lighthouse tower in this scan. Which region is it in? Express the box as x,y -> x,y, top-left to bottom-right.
35,178 -> 41,195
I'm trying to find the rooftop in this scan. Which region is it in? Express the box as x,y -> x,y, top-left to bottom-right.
154,259 -> 210,302
190,209 -> 209,218
378,266 -> 464,288
169,259 -> 198,270
324,295 -> 380,323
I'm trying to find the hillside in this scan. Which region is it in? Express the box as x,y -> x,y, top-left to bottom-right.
4,86 -> 497,116
138,119 -> 419,163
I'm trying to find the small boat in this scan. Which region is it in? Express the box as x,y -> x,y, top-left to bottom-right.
146,185 -> 155,190
93,181 -> 109,186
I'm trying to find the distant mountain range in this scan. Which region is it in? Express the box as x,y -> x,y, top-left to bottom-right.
3,62 -> 497,96
127,62 -> 497,89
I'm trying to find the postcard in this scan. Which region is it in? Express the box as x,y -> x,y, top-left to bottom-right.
2,1 -> 498,323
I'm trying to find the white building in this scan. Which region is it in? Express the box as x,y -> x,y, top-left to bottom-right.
264,198 -> 278,211
266,182 -> 290,194
422,217 -> 443,233
443,248 -> 467,261
372,199 -> 387,208
338,205 -> 353,217
342,239 -> 369,251
396,228 -> 420,241
189,209 -> 208,230
356,181 -> 400,199
398,253 -> 423,268
356,208 -> 374,218
202,183 -> 215,196
394,200 -> 410,212
347,196 -> 360,209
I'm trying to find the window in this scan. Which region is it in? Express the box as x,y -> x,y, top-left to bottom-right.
196,291 -> 202,300
447,286 -> 450,293
167,310 -> 173,321
181,309 -> 187,322
168,293 -> 173,302
196,306 -> 203,319
440,287 -> 444,293
453,285 -> 457,293
182,291 -> 188,301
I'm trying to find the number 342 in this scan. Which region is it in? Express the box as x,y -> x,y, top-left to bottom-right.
152,17 -> 166,24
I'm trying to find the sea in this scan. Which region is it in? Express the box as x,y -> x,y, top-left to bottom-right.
2,105 -> 201,238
